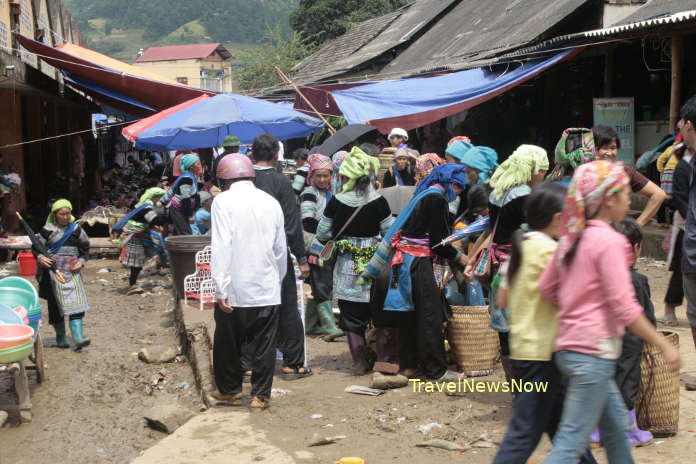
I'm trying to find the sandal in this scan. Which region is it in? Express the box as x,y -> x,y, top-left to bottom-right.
281,366 -> 313,381
250,396 -> 270,410
210,391 -> 244,406
659,315 -> 679,327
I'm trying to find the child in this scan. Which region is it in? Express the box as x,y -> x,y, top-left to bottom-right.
191,191 -> 213,235
539,160 -> 679,463
590,218 -> 656,447
492,181 -> 597,464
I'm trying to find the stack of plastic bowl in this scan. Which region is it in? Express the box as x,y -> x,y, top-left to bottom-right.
0,323 -> 34,363
0,303 -> 24,325
0,277 -> 41,333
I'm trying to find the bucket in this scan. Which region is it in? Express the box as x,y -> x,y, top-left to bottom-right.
165,235 -> 211,300
17,252 -> 37,277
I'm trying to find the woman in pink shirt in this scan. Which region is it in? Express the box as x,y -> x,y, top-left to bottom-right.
539,160 -> 679,464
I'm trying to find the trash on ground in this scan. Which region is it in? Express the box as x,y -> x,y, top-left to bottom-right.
418,422 -> 443,433
308,432 -> 346,447
344,385 -> 385,396
416,439 -> 470,451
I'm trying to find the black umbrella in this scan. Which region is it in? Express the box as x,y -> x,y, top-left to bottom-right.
317,124 -> 377,155
16,212 -> 66,284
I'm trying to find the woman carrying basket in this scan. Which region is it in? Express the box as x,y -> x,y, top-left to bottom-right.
34,199 -> 91,351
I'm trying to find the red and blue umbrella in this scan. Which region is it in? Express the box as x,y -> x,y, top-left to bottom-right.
122,93 -> 324,151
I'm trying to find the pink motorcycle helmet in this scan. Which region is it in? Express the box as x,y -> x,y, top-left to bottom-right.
216,153 -> 255,180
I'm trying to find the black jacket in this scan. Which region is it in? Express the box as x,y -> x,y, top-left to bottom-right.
253,167 -> 307,263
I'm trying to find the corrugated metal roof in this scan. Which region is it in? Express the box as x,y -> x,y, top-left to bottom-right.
616,0 -> 696,24
135,43 -> 231,63
379,0 -> 591,78
289,0 -> 458,84
586,8 -> 696,36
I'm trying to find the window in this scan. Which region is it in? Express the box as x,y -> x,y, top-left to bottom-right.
176,77 -> 188,85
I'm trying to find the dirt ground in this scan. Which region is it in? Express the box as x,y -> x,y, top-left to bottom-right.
0,258 -> 199,464
245,257 -> 696,464
2,257 -> 696,464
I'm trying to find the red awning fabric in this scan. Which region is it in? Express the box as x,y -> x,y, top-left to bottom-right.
15,34 -> 214,112
122,94 -> 211,142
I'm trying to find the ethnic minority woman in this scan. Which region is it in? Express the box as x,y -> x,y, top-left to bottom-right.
116,187 -> 168,292
34,199 -> 91,351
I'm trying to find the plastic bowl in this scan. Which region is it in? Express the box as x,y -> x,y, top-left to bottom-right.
0,324 -> 34,349
0,339 -> 33,363
0,303 -> 24,325
0,287 -> 40,314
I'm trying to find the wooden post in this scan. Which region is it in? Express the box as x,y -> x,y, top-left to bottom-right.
670,35 -> 683,132
273,66 -> 336,135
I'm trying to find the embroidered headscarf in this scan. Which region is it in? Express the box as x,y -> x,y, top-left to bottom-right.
458,146 -> 499,183
47,199 -> 75,225
548,128 -> 596,181
339,146 -> 380,192
489,145 -> 549,200
415,153 -> 444,182
448,136 -> 471,147
180,153 -> 200,172
137,187 -> 166,206
307,154 -> 333,187
414,163 -> 468,202
557,160 -> 629,264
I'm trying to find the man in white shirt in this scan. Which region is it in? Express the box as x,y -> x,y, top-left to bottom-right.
210,153 -> 287,410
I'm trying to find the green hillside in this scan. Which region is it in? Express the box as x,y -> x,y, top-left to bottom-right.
64,0 -> 297,62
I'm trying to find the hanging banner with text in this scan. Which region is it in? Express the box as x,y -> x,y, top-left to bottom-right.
593,97 -> 635,165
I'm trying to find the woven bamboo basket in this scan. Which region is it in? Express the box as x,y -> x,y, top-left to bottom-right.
447,306 -> 500,377
635,330 -> 679,437
379,154 -> 393,169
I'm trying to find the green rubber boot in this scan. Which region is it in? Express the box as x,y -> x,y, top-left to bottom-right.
52,322 -> 69,349
69,319 -> 91,351
317,301 -> 344,341
304,299 -> 322,335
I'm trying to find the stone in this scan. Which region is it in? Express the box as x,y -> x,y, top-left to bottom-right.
138,346 -> 178,364
143,405 -> 194,434
370,372 -> 409,390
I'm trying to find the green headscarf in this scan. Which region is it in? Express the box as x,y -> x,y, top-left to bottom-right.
489,145 -> 549,200
339,146 -> 380,192
136,187 -> 166,206
46,199 -> 75,225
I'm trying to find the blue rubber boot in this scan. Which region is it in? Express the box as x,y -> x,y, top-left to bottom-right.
69,319 -> 91,351
52,322 -> 69,349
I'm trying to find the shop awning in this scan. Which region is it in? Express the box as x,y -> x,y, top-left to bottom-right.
331,48 -> 582,133
122,95 -> 210,142
15,34 -> 213,113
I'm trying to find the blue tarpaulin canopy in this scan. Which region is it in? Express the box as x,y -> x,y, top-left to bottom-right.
64,74 -> 155,113
331,48 -> 582,133
131,93 -> 325,151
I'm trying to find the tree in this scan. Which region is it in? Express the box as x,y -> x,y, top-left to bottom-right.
289,0 -> 407,48
234,25 -> 313,91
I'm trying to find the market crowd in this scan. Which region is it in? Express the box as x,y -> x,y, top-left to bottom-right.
33,95 -> 696,463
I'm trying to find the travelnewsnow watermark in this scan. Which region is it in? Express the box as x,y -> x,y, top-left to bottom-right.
409,378 -> 549,394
